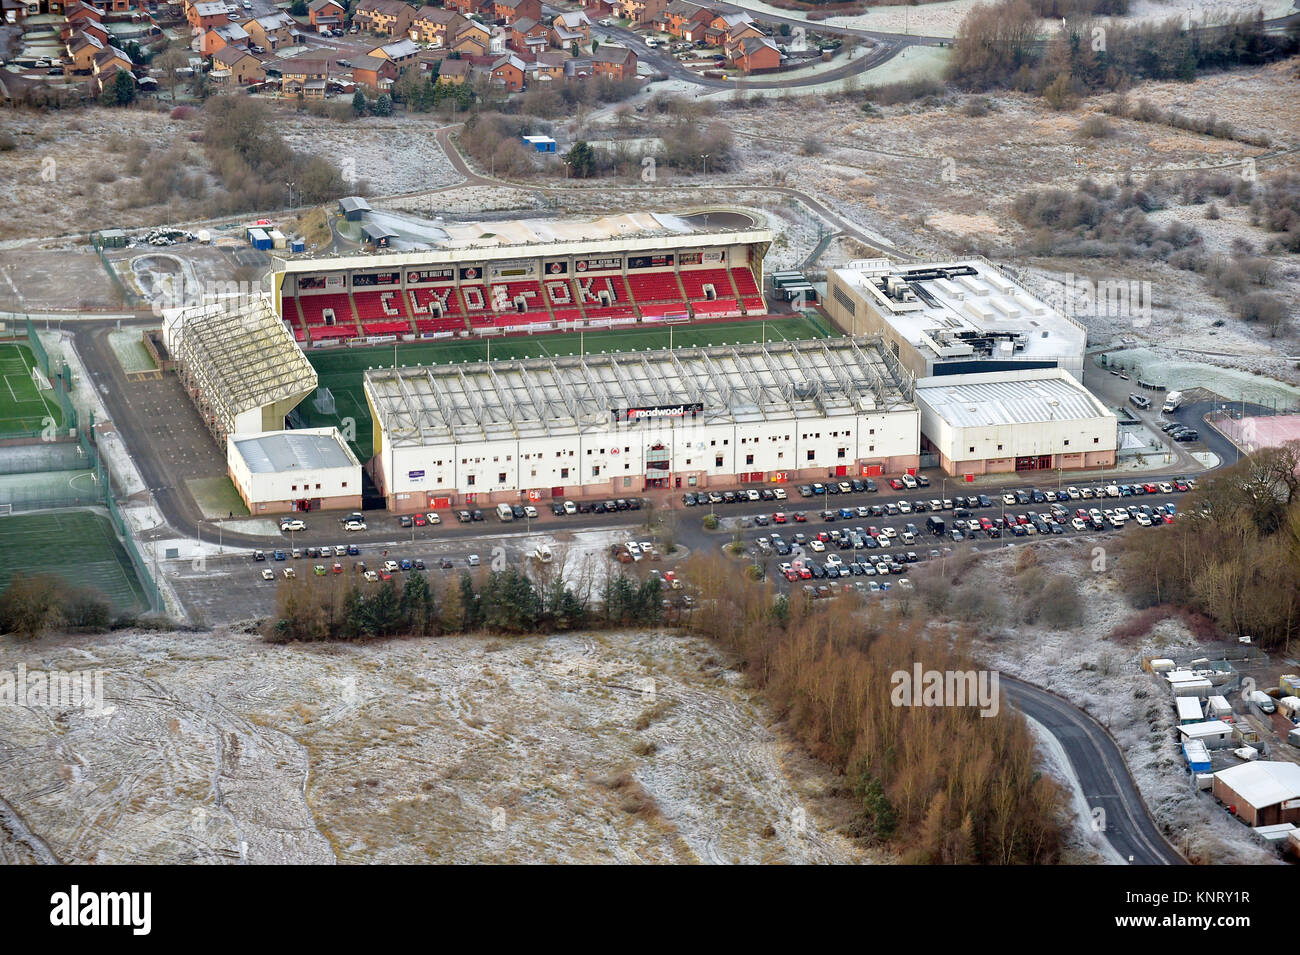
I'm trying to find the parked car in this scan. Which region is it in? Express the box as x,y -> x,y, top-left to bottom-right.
280,518 -> 305,532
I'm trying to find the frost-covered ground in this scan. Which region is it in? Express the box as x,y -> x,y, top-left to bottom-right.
969,540 -> 1281,865
279,116 -> 462,197
0,628 -> 871,864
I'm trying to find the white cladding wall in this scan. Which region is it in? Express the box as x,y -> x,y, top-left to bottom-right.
227,441 -> 362,504
920,409 -> 1117,462
382,409 -> 920,496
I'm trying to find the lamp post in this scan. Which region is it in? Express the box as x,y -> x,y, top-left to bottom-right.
700,153 -> 709,182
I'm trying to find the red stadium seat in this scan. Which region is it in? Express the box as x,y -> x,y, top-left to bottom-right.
680,269 -> 736,302
627,270 -> 687,305
297,293 -> 355,330
353,290 -> 409,322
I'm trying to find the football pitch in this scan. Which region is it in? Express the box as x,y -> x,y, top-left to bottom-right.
0,511 -> 146,612
0,344 -> 63,438
301,315 -> 834,458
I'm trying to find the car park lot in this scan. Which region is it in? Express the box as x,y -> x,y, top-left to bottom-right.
170,475 -> 1199,620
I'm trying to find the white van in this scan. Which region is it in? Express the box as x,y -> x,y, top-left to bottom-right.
533,543 -> 553,564
496,503 -> 514,522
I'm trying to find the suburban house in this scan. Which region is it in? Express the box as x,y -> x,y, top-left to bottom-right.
66,31 -> 104,71
491,0 -> 540,26
450,18 -> 490,54
621,0 -> 665,25
507,16 -> 548,55
246,11 -> 297,51
489,52 -> 525,90
409,6 -> 461,45
61,16 -> 107,44
201,21 -> 248,57
64,0 -> 103,25
369,36 -> 420,65
350,52 -> 398,89
278,56 -> 331,91
92,61 -> 134,95
187,0 -> 230,31
307,0 -> 345,31
445,0 -> 483,16
549,9 -> 589,48
354,0 -> 416,36
590,43 -> 636,79
211,44 -> 266,83
92,44 -> 132,78
728,34 -> 779,72
659,0 -> 710,39
526,48 -> 566,81
435,55 -> 471,83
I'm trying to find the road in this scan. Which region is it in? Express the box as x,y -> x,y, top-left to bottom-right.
1003,675 -> 1187,865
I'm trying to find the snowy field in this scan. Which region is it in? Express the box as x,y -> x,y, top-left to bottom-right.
0,628 -> 871,864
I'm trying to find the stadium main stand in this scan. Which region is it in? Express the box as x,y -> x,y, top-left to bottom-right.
353,290 -> 409,323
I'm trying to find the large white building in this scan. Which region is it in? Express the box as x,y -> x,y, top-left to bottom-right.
227,428 -> 362,515
824,259 -> 1087,383
914,369 -> 1117,476
915,369 -> 1118,475
364,336 -> 920,511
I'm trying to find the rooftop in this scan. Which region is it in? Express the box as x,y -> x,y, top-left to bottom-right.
365,335 -> 915,445
163,296 -> 317,418
914,369 -> 1115,429
274,211 -> 770,271
1215,761 -> 1300,807
831,259 -> 1086,365
233,429 -> 358,474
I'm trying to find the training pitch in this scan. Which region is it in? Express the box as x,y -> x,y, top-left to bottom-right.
0,343 -> 62,438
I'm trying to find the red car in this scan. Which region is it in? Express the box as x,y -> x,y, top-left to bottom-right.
773,512 -> 787,524
793,511 -> 807,523
1143,482 -> 1159,494
1162,514 -> 1175,524
1173,480 -> 1189,492
816,531 -> 830,542
414,513 -> 426,526
979,517 -> 993,531
889,478 -> 905,490
797,564 -> 813,580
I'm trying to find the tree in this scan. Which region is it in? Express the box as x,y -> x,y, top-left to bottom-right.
400,571 -> 437,636
571,40 -> 579,57
101,70 -> 137,107
0,574 -> 62,640
565,139 -> 596,178
352,89 -> 368,116
290,0 -> 308,13
156,47 -> 190,102
373,92 -> 393,116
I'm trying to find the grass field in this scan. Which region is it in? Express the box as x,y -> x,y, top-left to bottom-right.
0,511 -> 146,611
301,315 -> 834,458
0,343 -> 62,437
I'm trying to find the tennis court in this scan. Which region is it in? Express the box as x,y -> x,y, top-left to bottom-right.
301,315 -> 834,458
0,343 -> 63,437
0,511 -> 147,611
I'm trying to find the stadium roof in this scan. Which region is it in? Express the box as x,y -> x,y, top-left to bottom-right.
830,258 -> 1085,364
165,296 -> 317,419
1215,761 -> 1300,808
233,429 -> 358,474
365,335 -> 915,446
274,211 -> 771,270
914,369 -> 1114,429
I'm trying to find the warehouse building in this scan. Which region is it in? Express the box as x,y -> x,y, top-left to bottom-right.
363,336 -> 920,511
227,428 -> 362,515
165,297 -> 318,445
1212,762 -> 1300,827
825,259 -> 1087,382
914,369 -> 1117,476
